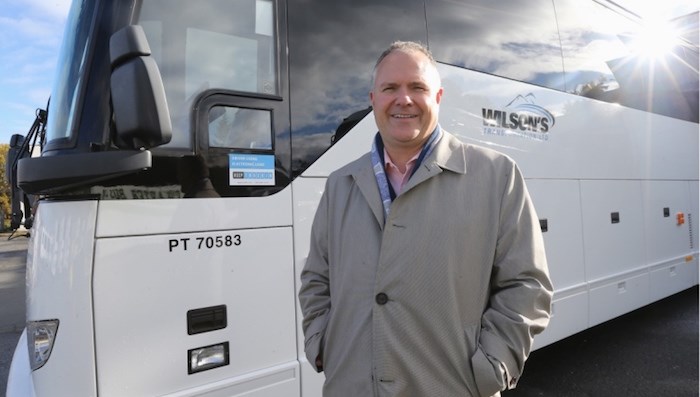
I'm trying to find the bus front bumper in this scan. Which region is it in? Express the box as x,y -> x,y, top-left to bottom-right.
6,329 -> 36,397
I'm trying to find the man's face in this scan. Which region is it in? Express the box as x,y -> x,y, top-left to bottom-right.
370,50 -> 443,154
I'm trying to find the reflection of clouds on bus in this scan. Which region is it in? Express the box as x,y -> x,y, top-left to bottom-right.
288,0 -> 424,133
428,0 -> 697,123
290,133 -> 336,169
554,1 -> 638,95
287,0 -> 426,170
288,3 -> 375,134
426,0 -> 565,90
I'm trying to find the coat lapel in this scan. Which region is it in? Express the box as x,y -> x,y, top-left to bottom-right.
346,131 -> 467,227
349,155 -> 386,229
402,131 -> 468,194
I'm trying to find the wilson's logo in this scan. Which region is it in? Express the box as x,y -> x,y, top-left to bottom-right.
482,94 -> 555,141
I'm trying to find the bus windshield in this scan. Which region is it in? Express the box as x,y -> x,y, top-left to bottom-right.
45,0 -> 98,145
137,0 -> 277,149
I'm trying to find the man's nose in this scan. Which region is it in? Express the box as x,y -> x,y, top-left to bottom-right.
395,87 -> 413,105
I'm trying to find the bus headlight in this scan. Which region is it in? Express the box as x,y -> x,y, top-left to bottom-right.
27,320 -> 59,371
188,342 -> 229,374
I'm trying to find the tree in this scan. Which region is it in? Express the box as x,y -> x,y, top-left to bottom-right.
0,144 -> 10,230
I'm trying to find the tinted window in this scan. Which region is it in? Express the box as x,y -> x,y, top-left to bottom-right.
45,0 -> 97,145
209,107 -> 273,150
555,0 -> 699,122
426,0 -> 565,91
85,0 -> 289,199
138,0 -> 278,149
287,0 -> 427,176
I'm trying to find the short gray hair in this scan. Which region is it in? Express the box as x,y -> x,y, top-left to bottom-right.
372,41 -> 438,85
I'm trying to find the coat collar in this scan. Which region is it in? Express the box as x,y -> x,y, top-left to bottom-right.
405,131 -> 467,191
433,131 -> 468,174
343,130 -> 468,228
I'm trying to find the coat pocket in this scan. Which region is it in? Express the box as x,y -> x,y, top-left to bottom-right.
465,324 -> 504,396
462,325 -> 481,396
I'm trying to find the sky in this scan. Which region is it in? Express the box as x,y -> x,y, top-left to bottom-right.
0,0 -> 71,145
0,1 -> 697,146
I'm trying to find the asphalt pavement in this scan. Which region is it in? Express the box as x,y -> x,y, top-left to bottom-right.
1,331 -> 21,396
0,231 -> 29,396
503,286 -> 699,397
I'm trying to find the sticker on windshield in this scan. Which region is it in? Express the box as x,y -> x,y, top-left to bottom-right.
229,153 -> 275,186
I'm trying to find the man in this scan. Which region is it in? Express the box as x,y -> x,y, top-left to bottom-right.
299,41 -> 552,397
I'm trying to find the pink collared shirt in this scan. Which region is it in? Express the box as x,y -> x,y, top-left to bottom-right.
384,148 -> 420,195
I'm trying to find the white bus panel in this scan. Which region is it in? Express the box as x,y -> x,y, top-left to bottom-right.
25,201 -> 98,397
93,227 -> 298,396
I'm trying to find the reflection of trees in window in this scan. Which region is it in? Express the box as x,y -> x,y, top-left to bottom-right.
209,109 -> 234,148
576,74 -> 620,103
209,107 -> 273,150
555,0 -> 698,122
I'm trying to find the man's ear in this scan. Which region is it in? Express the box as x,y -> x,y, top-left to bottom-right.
435,87 -> 444,104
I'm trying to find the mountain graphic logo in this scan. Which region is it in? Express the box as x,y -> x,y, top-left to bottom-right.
482,93 -> 555,136
505,93 -> 556,129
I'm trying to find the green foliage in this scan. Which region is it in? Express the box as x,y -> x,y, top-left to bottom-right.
0,144 -> 10,231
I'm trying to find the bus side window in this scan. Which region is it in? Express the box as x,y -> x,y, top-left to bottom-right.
138,0 -> 278,150
287,0 -> 427,177
555,0 -> 699,123
554,1 -> 636,105
426,0 -> 565,91
208,107 -> 273,150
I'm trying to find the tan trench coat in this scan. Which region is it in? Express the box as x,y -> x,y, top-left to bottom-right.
299,131 -> 553,396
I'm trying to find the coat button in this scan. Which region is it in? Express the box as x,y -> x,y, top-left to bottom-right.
375,293 -> 388,305
509,377 -> 518,388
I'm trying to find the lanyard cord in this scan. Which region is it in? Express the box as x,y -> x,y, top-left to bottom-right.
370,125 -> 443,221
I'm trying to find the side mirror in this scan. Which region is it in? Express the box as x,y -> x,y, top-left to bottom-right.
6,134 -> 33,230
9,134 -> 24,148
110,25 -> 172,149
6,134 -> 26,185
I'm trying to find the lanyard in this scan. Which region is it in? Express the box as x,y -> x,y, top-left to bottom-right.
370,125 -> 442,221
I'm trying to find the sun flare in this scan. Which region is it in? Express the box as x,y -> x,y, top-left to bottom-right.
628,19 -> 683,59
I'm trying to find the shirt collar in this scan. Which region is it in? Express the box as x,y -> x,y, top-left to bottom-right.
383,148 -> 421,171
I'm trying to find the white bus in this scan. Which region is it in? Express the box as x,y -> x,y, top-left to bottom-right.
7,0 -> 698,396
